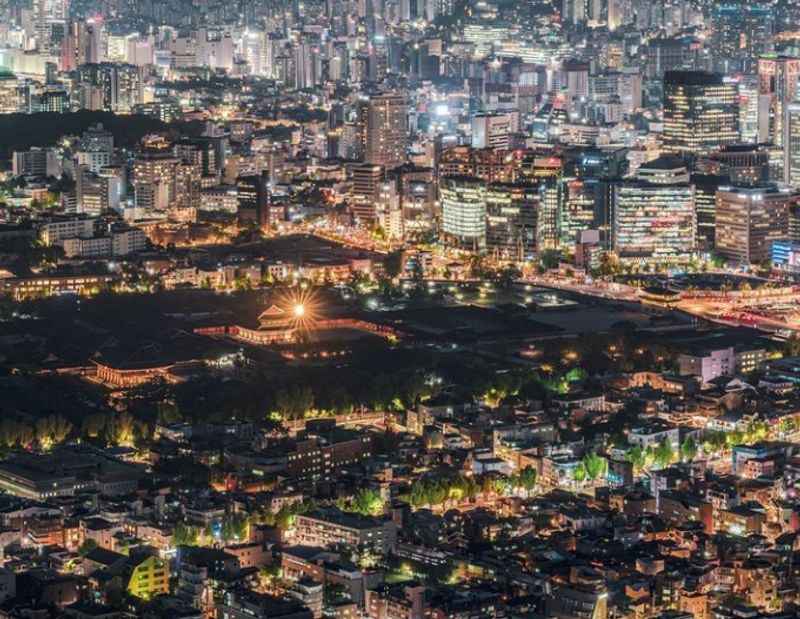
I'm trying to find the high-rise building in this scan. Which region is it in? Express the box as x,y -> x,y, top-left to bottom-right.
634,155 -> 690,185
12,147 -> 60,177
0,71 -> 21,114
699,145 -> 771,186
471,112 -> 516,150
440,176 -> 487,251
76,63 -> 142,113
757,55 -> 800,146
98,166 -> 126,214
555,178 -> 598,248
712,3 -> 773,72
691,173 -> 729,251
783,103 -> 800,188
350,163 -> 384,224
485,183 -> 539,260
663,71 -> 739,154
612,181 -> 696,262
361,93 -> 408,170
715,185 -> 793,264
81,124 -> 114,155
132,136 -> 178,212
237,173 -> 270,229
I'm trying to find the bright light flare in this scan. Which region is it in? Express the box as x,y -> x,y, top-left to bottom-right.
280,287 -> 320,332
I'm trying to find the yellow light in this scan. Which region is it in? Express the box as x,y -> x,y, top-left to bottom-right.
294,304 -> 305,318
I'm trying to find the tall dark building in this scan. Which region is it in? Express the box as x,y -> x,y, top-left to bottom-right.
712,2 -> 773,72
237,173 -> 270,229
691,173 -> 730,251
663,71 -> 739,155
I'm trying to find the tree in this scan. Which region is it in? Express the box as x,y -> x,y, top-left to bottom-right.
599,252 -> 620,278
157,400 -> 182,425
221,513 -> 249,542
35,415 -> 73,450
259,564 -> 281,589
517,467 -> 537,496
275,385 -> 315,420
582,452 -> 607,481
654,440 -> 675,468
625,445 -> 647,473
495,265 -> 522,289
539,249 -> 561,270
173,522 -> 200,547
383,250 -> 405,279
573,462 -> 587,483
468,255 -> 488,279
78,539 -> 98,556
681,437 -> 698,462
702,430 -> 727,455
107,412 -> 136,446
350,488 -> 385,516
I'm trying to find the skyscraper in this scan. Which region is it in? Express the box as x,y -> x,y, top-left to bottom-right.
715,185 -> 792,264
662,71 -> 739,154
612,180 -> 696,262
758,55 -> 800,146
712,3 -> 773,72
237,173 -> 270,229
440,176 -> 487,251
361,93 -> 408,170
132,136 -> 178,212
783,103 -> 800,188
485,183 -> 539,260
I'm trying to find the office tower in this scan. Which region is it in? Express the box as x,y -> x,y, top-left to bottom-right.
74,124 -> 114,173
98,166 -> 126,214
662,71 -> 739,154
634,155 -> 690,184
735,74 -> 760,143
175,162 -> 202,215
236,173 -> 270,228
758,56 -> 800,146
613,181 -> 696,262
0,72 -> 21,114
375,181 -> 403,240
76,63 -> 142,113
196,29 -> 234,71
68,18 -> 105,64
350,163 -> 384,224
393,165 -> 436,240
361,93 -> 408,170
691,173 -> 729,251
700,145 -> 771,186
34,87 -> 69,113
440,176 -> 487,251
471,113 -> 515,150
645,37 -> 701,80
712,2 -> 773,72
76,165 -> 104,215
12,147 -> 61,177
295,40 -> 321,89
243,30 -> 267,76
785,103 -> 800,188
564,60 -> 590,101
555,178 -> 598,248
485,183 -> 539,260
715,185 -> 792,264
132,136 -> 178,212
